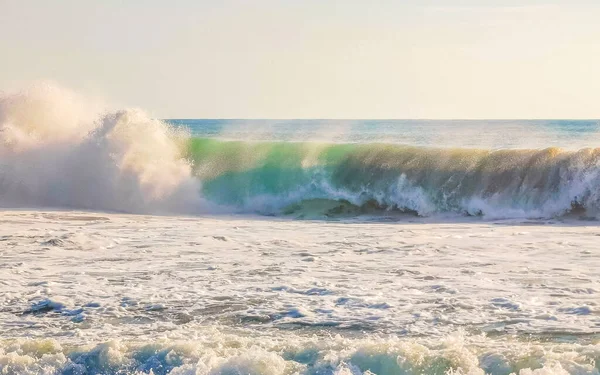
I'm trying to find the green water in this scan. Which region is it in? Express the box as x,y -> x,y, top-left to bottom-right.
184,138 -> 600,218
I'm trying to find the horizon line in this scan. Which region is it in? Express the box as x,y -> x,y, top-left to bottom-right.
165,118 -> 600,121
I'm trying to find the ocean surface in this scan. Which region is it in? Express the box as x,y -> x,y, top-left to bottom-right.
1,85 -> 600,374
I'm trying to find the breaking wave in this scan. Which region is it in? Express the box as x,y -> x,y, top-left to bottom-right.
0,83 -> 204,214
2,83 -> 600,219
188,138 -> 600,219
2,332 -> 600,375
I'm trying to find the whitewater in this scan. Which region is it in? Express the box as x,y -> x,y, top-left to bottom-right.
1,83 -> 600,375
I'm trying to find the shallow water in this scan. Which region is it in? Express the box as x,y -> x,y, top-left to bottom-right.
1,210 -> 600,374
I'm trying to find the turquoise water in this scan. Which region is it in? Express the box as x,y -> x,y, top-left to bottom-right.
168,120 -> 600,219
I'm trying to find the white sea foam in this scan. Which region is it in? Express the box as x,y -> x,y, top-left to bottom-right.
1,210 -> 599,374
1,332 -> 599,375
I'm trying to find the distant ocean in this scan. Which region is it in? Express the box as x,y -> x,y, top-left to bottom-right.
1,86 -> 600,374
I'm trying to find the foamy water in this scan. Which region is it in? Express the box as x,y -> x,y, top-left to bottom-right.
1,211 -> 600,374
1,84 -> 600,374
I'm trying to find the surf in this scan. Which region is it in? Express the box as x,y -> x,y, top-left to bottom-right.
1,83 -> 599,220
186,138 -> 600,219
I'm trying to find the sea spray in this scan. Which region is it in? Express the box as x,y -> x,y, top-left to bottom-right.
0,83 -> 203,213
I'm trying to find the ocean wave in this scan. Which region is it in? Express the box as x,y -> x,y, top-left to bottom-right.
2,83 -> 600,220
188,138 -> 600,219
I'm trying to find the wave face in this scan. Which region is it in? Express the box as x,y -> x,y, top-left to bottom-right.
1,83 -> 600,219
188,138 -> 600,219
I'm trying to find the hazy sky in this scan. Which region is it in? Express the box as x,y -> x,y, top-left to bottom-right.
1,0 -> 599,118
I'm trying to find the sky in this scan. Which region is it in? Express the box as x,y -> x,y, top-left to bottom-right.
0,0 -> 599,119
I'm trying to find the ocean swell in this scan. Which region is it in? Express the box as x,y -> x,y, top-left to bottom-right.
1,83 -> 600,219
188,139 -> 600,219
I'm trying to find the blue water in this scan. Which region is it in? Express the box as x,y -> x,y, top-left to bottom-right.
167,119 -> 600,149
